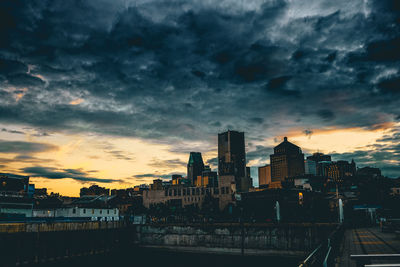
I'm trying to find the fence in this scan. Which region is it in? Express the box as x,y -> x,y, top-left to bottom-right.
298,224 -> 344,267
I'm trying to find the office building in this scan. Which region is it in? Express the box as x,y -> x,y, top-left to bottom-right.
270,137 -> 305,182
258,165 -> 271,186
196,166 -> 218,188
187,152 -> 205,186
307,153 -> 332,176
305,160 -> 317,175
218,130 -> 249,192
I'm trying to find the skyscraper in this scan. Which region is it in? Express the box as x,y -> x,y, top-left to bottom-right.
218,130 -> 250,192
258,165 -> 271,186
270,137 -> 305,182
187,152 -> 204,186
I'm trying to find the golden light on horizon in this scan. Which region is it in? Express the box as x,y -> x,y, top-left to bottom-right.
288,124 -> 396,154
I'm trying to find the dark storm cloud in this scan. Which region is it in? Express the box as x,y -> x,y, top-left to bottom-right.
22,166 -> 120,183
0,0 -> 400,176
317,109 -> 335,121
0,139 -> 58,153
378,76 -> 400,94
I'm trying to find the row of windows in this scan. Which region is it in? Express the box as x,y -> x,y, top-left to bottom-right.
183,197 -> 202,202
72,208 -> 117,215
165,187 -> 230,197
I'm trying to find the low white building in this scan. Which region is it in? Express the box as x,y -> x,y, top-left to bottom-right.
33,207 -> 119,221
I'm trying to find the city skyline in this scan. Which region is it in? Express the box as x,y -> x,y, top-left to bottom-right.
0,0 -> 399,196
0,133 -> 392,197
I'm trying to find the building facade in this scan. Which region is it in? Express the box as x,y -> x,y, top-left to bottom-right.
218,130 -> 250,192
270,137 -> 305,182
258,165 -> 271,187
187,152 -> 205,186
143,185 -> 233,210
33,207 -> 119,221
305,160 -> 317,175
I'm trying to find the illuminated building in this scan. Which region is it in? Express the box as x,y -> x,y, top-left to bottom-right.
270,137 -> 305,182
187,152 -> 205,186
258,165 -> 271,187
195,166 -> 218,188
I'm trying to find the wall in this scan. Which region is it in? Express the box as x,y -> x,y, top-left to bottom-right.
135,223 -> 336,256
0,221 -> 337,266
143,187 -> 234,210
0,221 -> 134,266
33,207 -> 119,220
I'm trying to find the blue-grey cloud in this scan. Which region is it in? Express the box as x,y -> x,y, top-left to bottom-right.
22,166 -> 120,183
0,140 -> 58,153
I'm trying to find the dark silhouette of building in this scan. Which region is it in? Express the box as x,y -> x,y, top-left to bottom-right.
187,152 -> 204,186
270,137 -> 305,182
306,153 -> 332,176
0,173 -> 30,196
307,152 -> 332,163
337,160 -> 356,180
218,130 -> 250,192
150,179 -> 163,190
357,166 -> 382,177
80,185 -> 110,197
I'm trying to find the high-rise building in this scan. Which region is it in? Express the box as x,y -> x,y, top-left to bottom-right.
196,166 -> 218,188
305,160 -> 317,175
337,160 -> 356,178
218,130 -> 249,192
306,152 -> 332,176
258,165 -> 271,186
245,167 -> 253,189
187,152 -> 204,186
270,137 -> 305,182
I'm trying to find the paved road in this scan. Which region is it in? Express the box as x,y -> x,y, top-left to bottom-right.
339,227 -> 400,267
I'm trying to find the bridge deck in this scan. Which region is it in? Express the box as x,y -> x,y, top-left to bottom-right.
339,227 -> 400,267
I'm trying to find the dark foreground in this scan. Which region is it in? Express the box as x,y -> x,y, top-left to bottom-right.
23,248 -> 301,267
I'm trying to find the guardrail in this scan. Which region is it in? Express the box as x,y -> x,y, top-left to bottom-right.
298,224 -> 344,267
350,254 -> 400,267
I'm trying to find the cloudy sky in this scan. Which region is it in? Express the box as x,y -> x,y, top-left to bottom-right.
0,0 -> 399,196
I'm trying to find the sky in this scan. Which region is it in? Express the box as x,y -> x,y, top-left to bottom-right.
0,0 -> 399,196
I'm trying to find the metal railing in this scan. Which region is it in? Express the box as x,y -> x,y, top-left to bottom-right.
298,224 -> 344,267
350,254 -> 400,267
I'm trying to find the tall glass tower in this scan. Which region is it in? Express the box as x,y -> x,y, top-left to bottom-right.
187,152 -> 204,186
